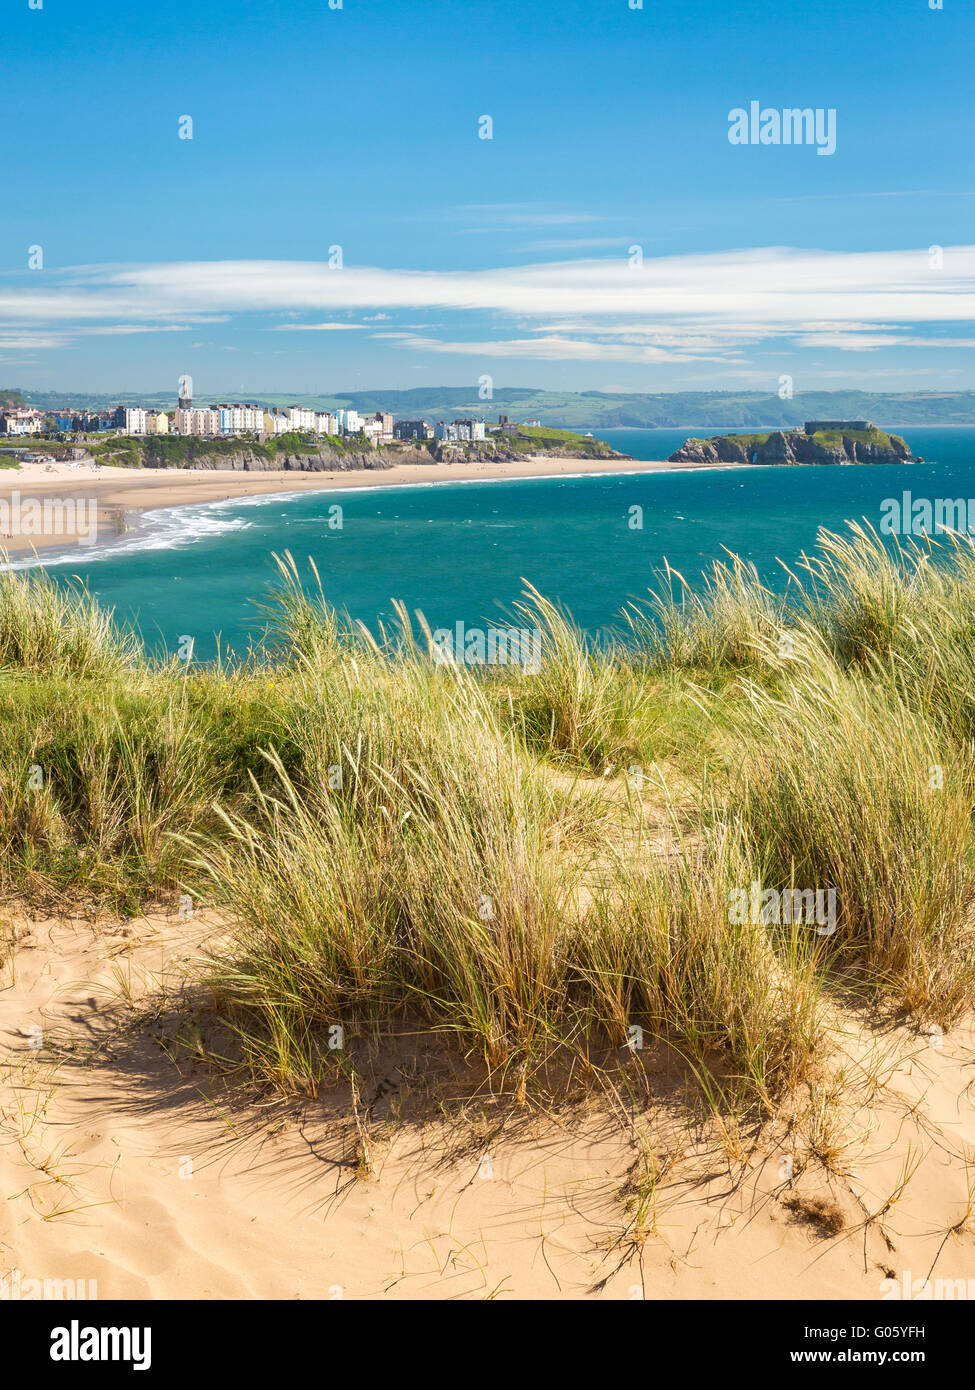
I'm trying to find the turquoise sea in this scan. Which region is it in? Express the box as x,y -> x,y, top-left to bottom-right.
23,426 -> 975,660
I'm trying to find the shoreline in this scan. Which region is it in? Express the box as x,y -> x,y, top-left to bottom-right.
0,452 -> 731,556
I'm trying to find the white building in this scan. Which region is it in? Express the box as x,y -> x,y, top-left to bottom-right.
434,418 -> 486,442
336,409 -> 362,435
272,406 -> 340,436
218,403 -> 264,435
119,407 -> 148,435
362,419 -> 383,444
287,406 -> 318,432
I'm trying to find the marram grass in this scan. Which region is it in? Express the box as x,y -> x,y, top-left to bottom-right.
1,528 -> 974,1103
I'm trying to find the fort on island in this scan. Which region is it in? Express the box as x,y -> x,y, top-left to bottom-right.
804,420 -> 873,433
668,421 -> 917,467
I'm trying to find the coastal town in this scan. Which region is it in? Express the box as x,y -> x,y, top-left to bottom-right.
0,381 -> 511,448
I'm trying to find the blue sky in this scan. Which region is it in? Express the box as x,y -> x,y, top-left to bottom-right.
3,0 -> 973,396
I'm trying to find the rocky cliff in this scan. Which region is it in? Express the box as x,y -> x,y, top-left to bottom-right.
86,432 -> 630,473
668,426 -> 917,467
164,445 -> 391,473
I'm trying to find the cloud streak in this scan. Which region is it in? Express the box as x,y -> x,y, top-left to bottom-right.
3,245 -> 974,365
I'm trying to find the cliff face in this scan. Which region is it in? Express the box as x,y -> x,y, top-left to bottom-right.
669,428 -> 916,467
172,446 -> 390,473
89,444 -> 408,473
427,439 -> 628,464
93,436 -> 630,473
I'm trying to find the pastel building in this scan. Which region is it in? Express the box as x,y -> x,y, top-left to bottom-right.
175,407 -> 221,437
0,408 -> 44,436
217,403 -> 264,435
71,412 -> 113,432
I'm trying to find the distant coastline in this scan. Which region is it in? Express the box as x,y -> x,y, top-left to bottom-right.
8,386 -> 975,432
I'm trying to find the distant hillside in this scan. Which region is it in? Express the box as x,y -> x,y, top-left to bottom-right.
330,389 -> 975,430
0,389 -> 25,408
11,387 -> 975,429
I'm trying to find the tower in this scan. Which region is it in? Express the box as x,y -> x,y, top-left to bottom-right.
178,373 -> 193,410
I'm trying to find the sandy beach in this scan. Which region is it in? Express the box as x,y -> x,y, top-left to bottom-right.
0,453 -> 715,555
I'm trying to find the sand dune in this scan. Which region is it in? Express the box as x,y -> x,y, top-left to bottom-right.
2,907 -> 973,1300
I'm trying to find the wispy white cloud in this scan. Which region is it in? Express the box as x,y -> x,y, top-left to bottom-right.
373,333 -> 726,364
3,245 -> 975,365
0,322 -> 199,350
793,330 -> 975,351
269,322 -> 368,331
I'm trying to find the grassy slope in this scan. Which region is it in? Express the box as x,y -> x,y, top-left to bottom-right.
28,426 -> 615,469
681,426 -> 909,451
89,432 -> 352,467
507,424 -> 619,455
2,527 -> 974,1113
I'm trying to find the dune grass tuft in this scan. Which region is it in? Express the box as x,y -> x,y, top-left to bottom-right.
3,522 -> 975,1105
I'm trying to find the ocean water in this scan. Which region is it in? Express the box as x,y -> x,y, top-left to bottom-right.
25,426 -> 975,661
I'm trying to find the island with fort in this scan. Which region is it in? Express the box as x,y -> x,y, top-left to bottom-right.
668,420 -> 919,467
